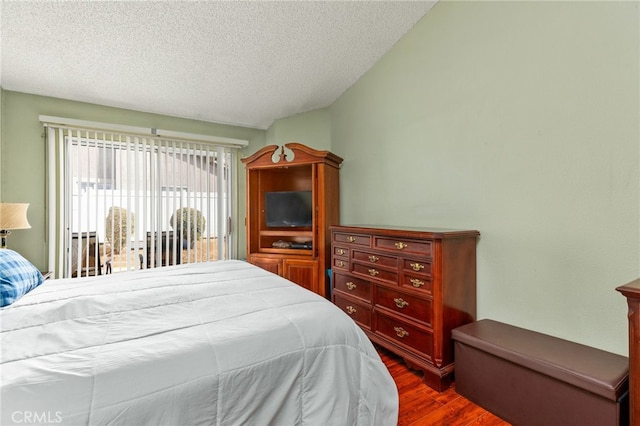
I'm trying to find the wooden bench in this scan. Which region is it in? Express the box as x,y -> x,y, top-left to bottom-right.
452,319 -> 629,426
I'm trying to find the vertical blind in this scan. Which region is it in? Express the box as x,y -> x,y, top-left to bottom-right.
44,122 -> 240,278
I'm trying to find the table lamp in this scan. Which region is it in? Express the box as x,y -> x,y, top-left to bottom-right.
0,203 -> 31,249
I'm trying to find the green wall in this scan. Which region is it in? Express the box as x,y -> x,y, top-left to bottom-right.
0,87 -> 3,200
265,107 -> 331,150
0,90 -> 266,268
2,1 -> 637,356
278,1 -> 640,355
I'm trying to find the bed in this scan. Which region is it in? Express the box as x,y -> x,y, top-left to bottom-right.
1,258 -> 398,425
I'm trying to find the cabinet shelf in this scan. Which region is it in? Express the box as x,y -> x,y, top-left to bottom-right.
259,247 -> 314,256
259,229 -> 313,237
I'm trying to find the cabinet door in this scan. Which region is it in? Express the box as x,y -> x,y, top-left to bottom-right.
250,256 -> 282,276
283,259 -> 319,294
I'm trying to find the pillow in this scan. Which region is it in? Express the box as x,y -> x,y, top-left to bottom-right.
0,249 -> 44,307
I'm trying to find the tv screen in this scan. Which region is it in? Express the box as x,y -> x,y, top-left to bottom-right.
265,191 -> 313,227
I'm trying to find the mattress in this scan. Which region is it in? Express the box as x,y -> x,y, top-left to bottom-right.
1,260 -> 398,425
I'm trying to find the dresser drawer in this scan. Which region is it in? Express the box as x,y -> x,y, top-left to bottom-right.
401,274 -> 433,295
376,286 -> 432,326
333,246 -> 349,257
375,311 -> 433,358
402,258 -> 431,277
374,237 -> 432,256
334,294 -> 371,329
353,250 -> 398,268
332,257 -> 349,270
334,232 -> 371,247
353,263 -> 397,284
333,273 -> 372,302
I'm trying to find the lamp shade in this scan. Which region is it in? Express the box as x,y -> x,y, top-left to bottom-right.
0,203 -> 31,230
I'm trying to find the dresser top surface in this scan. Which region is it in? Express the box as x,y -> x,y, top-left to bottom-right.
616,278 -> 640,298
331,224 -> 480,238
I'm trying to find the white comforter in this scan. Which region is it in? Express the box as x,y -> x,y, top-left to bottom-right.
1,260 -> 398,426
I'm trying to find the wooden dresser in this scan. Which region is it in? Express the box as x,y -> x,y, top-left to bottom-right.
330,225 -> 479,391
616,277 -> 640,426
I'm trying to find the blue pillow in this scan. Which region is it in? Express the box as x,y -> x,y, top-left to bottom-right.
0,249 -> 44,307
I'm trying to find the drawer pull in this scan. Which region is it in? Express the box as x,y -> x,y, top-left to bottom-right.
337,260 -> 346,268
410,262 -> 424,272
368,269 -> 379,277
346,282 -> 357,290
368,255 -> 379,262
346,306 -> 357,315
394,326 -> 409,338
336,248 -> 346,255
394,242 -> 408,250
394,298 -> 409,309
410,278 -> 425,288
347,236 -> 356,242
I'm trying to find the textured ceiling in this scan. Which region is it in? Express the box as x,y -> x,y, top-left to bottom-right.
1,1 -> 436,129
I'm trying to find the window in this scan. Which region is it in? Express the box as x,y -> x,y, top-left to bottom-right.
43,117 -> 246,278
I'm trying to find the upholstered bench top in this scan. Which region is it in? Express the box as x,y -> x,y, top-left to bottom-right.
452,319 -> 629,401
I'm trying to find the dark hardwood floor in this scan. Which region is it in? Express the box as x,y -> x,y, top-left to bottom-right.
376,346 -> 511,426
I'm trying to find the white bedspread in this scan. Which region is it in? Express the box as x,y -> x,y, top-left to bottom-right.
1,260 -> 398,426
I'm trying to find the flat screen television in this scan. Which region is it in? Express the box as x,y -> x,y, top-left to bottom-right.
265,191 -> 313,227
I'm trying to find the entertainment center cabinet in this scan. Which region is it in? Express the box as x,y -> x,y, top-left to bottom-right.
242,143 -> 343,298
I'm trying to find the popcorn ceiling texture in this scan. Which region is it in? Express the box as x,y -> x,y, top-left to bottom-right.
0,1 -> 436,129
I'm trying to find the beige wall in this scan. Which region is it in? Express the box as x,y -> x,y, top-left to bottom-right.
276,1 -> 639,355
0,90 -> 266,268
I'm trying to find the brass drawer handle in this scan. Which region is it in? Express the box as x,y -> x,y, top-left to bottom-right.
346,306 -> 356,315
337,260 -> 346,267
410,262 -> 424,272
347,236 -> 356,242
394,326 -> 409,338
368,255 -> 379,262
394,242 -> 408,250
368,269 -> 379,277
410,278 -> 425,288
394,297 -> 409,309
336,248 -> 346,255
346,282 -> 357,290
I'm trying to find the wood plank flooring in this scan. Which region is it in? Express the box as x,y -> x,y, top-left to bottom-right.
376,346 -> 511,426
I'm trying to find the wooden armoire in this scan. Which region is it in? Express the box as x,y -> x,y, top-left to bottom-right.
241,143 -> 342,298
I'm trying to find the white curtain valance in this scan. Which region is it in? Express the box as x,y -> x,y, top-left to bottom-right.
39,115 -> 249,148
